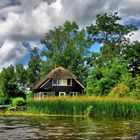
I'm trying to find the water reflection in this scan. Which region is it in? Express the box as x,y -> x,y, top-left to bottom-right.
0,116 -> 140,140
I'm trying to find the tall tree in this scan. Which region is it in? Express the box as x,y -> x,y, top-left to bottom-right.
85,12 -> 138,95
85,62 -> 131,95
15,64 -> 28,91
41,21 -> 92,82
122,41 -> 140,77
27,48 -> 42,88
87,12 -> 137,67
0,65 -> 25,98
0,72 -> 4,97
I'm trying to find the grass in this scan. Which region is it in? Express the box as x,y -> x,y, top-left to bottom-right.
27,96 -> 140,118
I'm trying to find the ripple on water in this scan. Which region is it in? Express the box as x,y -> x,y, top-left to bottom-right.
0,116 -> 139,140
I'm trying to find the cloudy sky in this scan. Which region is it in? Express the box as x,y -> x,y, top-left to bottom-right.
0,0 -> 140,69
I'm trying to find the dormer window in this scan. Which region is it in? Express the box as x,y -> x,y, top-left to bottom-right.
52,78 -> 72,86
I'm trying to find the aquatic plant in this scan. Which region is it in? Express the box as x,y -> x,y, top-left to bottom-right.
27,96 -> 140,118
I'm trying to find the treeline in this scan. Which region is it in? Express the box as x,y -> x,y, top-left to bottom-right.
0,12 -> 140,99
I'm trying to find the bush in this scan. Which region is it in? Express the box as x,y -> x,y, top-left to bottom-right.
98,78 -> 116,95
109,83 -> 130,97
26,91 -> 33,101
0,97 -> 11,105
129,91 -> 140,99
11,97 -> 25,106
0,97 -> 5,105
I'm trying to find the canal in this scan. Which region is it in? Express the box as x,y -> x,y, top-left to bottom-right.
0,116 -> 140,140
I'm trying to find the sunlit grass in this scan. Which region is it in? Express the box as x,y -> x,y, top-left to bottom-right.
27,96 -> 140,118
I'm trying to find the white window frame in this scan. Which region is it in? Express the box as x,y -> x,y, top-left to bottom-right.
58,78 -> 63,86
59,92 -> 66,97
52,78 -> 71,86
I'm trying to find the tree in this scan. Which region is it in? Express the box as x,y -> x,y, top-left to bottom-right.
41,21 -> 92,82
122,41 -> 140,77
15,64 -> 28,91
85,62 -> 131,95
87,12 -> 137,67
85,12 -> 138,95
0,66 -> 25,98
0,73 -> 4,97
27,48 -> 42,88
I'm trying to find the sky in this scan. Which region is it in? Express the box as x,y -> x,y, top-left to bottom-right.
0,0 -> 140,69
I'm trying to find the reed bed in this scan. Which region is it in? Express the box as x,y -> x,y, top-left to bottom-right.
27,96 -> 140,118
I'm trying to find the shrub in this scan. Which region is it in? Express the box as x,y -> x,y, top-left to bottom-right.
100,78 -> 116,95
0,97 -> 11,105
135,75 -> 140,89
26,91 -> 33,101
109,83 -> 130,97
129,91 -> 140,99
11,97 -> 25,106
0,97 -> 5,105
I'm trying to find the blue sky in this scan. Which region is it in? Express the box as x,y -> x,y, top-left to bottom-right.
0,0 -> 140,69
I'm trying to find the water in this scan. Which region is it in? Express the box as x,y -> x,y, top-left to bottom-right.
0,116 -> 140,140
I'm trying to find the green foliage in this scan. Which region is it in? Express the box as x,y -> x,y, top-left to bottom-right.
87,12 -> 137,46
97,78 -> 116,95
0,97 -> 6,105
122,41 -> 140,77
15,64 -> 28,91
0,12 -> 139,99
26,91 -> 33,101
128,76 -> 140,99
11,97 -> 25,106
27,48 -> 42,88
87,12 -> 137,68
0,74 -> 4,97
109,83 -> 130,97
85,12 -> 138,96
86,62 -> 131,95
108,75 -> 140,99
0,66 -> 25,98
41,21 -> 92,82
27,97 -> 140,118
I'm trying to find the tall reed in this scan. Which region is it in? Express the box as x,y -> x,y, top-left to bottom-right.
27,96 -> 140,118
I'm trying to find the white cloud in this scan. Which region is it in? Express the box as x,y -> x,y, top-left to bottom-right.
0,40 -> 27,69
119,0 -> 140,19
0,0 -> 64,68
129,29 -> 140,42
0,0 -> 140,69
0,0 -> 63,41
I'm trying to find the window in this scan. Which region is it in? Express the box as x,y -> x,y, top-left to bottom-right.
52,78 -> 57,86
58,78 -> 63,85
52,78 -> 68,86
67,79 -> 72,86
59,92 -> 66,97
62,79 -> 67,85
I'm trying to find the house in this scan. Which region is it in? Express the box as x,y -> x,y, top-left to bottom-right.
32,67 -> 85,98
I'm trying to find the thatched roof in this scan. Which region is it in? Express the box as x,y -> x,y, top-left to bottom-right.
32,67 -> 79,90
